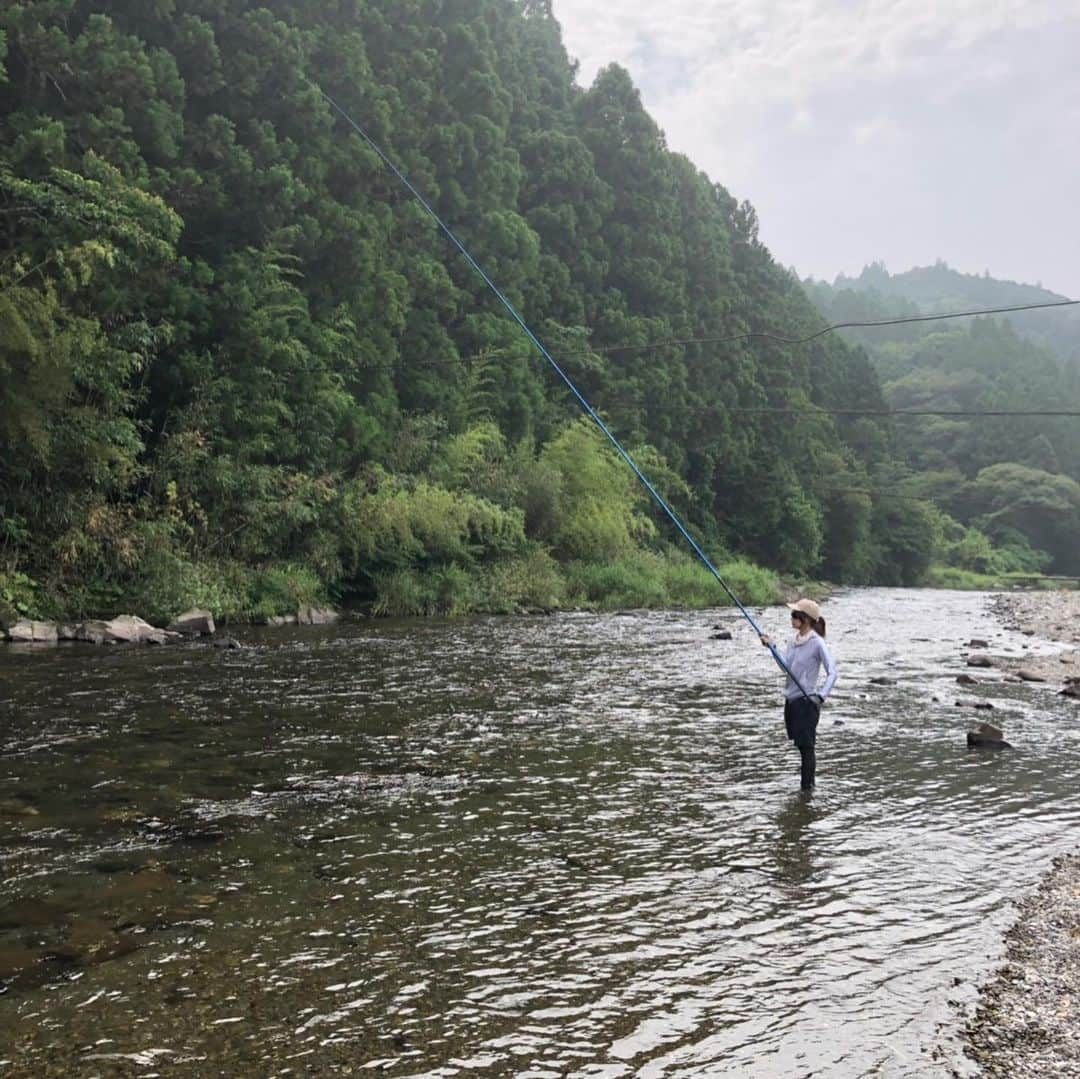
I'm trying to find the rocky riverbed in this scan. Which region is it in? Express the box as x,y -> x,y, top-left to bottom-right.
995,589 -> 1080,646
960,852 -> 1080,1078
989,589 -> 1080,689
958,589 -> 1080,1076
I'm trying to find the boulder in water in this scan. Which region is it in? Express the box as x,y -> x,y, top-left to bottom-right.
0,798 -> 40,818
967,721 -> 1010,749
1016,669 -> 1047,682
967,655 -> 994,668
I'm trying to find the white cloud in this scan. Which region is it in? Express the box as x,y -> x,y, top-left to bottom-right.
852,113 -> 894,146
550,0 -> 1080,296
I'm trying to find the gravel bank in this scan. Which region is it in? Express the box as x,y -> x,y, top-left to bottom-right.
992,589 -> 1080,646
958,589 -> 1080,1076
960,852 -> 1080,1077
988,590 -> 1080,687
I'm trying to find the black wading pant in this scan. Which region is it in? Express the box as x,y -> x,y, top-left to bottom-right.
784,696 -> 821,789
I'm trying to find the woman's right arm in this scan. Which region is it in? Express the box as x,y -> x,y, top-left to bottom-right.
816,637 -> 838,699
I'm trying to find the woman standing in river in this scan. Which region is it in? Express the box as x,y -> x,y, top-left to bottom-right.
760,598 -> 837,790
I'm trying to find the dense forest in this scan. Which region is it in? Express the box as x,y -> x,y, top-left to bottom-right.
0,2 -> 1074,625
806,263 -> 1080,581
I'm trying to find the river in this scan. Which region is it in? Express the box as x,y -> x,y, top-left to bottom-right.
1,587 -> 1077,1077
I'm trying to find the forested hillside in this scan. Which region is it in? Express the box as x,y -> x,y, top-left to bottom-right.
0,2 -> 1066,623
806,263 -> 1080,577
812,260 -> 1080,363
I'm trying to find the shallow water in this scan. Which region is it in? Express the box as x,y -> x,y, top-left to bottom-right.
0,588 -> 1077,1077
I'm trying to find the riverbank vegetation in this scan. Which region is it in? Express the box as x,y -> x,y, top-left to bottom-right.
1,3 -> 1076,623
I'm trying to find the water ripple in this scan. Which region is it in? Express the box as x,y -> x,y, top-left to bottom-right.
0,590 -> 1077,1075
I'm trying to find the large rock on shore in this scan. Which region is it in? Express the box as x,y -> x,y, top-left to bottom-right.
5,620 -> 59,644
4,605 -> 341,645
296,605 -> 340,625
78,616 -> 180,646
262,607 -> 339,626
2,615 -> 185,646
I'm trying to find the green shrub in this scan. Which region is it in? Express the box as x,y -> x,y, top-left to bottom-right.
248,564 -> 327,621
565,555 -> 668,609
480,546 -> 566,613
924,565 -> 1002,590
714,558 -> 783,606
560,549 -> 782,611
539,420 -> 656,561
429,564 -> 482,616
987,531 -> 1051,575
371,564 -> 481,616
371,569 -> 427,617
661,555 -> 720,607
0,570 -> 41,624
941,526 -> 996,573
340,471 -> 526,582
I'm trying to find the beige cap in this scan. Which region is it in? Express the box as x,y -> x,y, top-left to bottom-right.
787,598 -> 822,621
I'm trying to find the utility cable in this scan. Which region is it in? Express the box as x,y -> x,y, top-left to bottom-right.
590,299 -> 1079,355
352,298 -> 1078,377
549,392 -> 1080,420
726,407 -> 1080,417
317,85 -> 812,697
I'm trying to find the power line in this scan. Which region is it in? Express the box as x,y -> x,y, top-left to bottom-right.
722,407 -> 1080,418
352,297 -> 1079,375
590,298 -> 1080,355
572,394 -> 1080,419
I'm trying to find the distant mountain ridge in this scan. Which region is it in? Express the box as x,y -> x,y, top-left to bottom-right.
808,260 -> 1079,364
835,259 -> 1070,309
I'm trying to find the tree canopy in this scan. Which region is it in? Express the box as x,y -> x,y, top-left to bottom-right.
1,3 -> 1065,620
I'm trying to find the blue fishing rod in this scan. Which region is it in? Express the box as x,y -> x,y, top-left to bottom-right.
317,86 -> 813,700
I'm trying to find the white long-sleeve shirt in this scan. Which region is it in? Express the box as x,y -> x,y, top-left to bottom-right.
774,631 -> 837,701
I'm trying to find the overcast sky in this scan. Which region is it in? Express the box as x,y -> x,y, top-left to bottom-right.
550,0 -> 1080,299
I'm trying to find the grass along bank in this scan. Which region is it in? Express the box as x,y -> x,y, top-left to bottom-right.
2,547 -> 784,632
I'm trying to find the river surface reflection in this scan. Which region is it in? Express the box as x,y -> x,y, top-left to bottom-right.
1,588 -> 1077,1077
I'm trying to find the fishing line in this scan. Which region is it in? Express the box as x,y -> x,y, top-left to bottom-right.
316,85 -> 812,697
